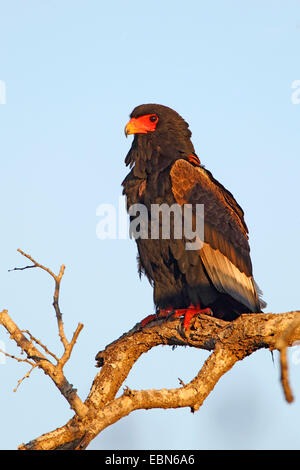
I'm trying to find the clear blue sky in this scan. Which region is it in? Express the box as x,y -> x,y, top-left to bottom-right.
0,0 -> 300,450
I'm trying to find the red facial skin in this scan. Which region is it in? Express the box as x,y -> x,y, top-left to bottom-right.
125,114 -> 159,136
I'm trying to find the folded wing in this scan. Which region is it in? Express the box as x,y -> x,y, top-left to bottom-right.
170,159 -> 265,312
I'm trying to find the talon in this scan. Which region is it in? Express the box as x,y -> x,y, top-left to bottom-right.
140,307 -> 174,328
172,304 -> 213,330
140,314 -> 157,328
140,305 -> 213,330
201,307 -> 213,317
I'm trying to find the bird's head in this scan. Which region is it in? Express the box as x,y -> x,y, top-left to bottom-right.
124,104 -> 196,177
125,103 -> 192,140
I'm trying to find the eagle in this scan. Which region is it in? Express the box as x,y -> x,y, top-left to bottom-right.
122,104 -> 265,329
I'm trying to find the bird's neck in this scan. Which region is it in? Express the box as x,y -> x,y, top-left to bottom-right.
125,134 -> 193,179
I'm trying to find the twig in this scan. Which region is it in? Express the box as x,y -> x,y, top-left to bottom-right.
59,323 -> 84,368
15,249 -> 68,349
14,364 -> 38,392
0,349 -> 36,367
21,330 -> 59,363
52,264 -> 67,348
0,348 -> 38,392
8,265 -> 37,272
16,249 -> 57,280
0,309 -> 87,419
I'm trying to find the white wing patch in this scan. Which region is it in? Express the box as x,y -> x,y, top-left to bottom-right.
200,242 -> 260,312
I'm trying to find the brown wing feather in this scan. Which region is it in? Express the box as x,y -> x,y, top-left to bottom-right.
170,159 -> 263,312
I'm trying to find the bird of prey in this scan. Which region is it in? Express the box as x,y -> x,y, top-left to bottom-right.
122,104 -> 265,329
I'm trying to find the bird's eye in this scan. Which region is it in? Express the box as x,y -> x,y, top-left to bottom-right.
149,115 -> 158,122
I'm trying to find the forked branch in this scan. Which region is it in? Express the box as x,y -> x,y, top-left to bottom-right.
2,249 -> 87,418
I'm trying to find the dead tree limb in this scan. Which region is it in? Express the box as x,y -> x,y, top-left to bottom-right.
2,249 -> 88,419
1,250 -> 300,450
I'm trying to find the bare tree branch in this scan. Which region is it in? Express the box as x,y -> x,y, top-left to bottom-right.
15,249 -> 68,349
3,249 -> 88,419
2,250 -> 300,450
0,310 -> 88,419
21,329 -> 59,362
16,310 -> 300,450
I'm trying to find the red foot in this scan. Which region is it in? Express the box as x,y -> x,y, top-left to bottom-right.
172,304 -> 212,330
140,307 -> 174,327
140,305 -> 212,329
140,314 -> 157,327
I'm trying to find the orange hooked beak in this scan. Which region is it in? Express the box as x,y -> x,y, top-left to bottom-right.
124,114 -> 158,137
124,118 -> 145,137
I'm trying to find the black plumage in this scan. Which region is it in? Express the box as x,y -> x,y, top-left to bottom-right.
122,104 -> 265,321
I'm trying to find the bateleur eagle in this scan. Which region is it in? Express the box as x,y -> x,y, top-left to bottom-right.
122,104 -> 265,328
